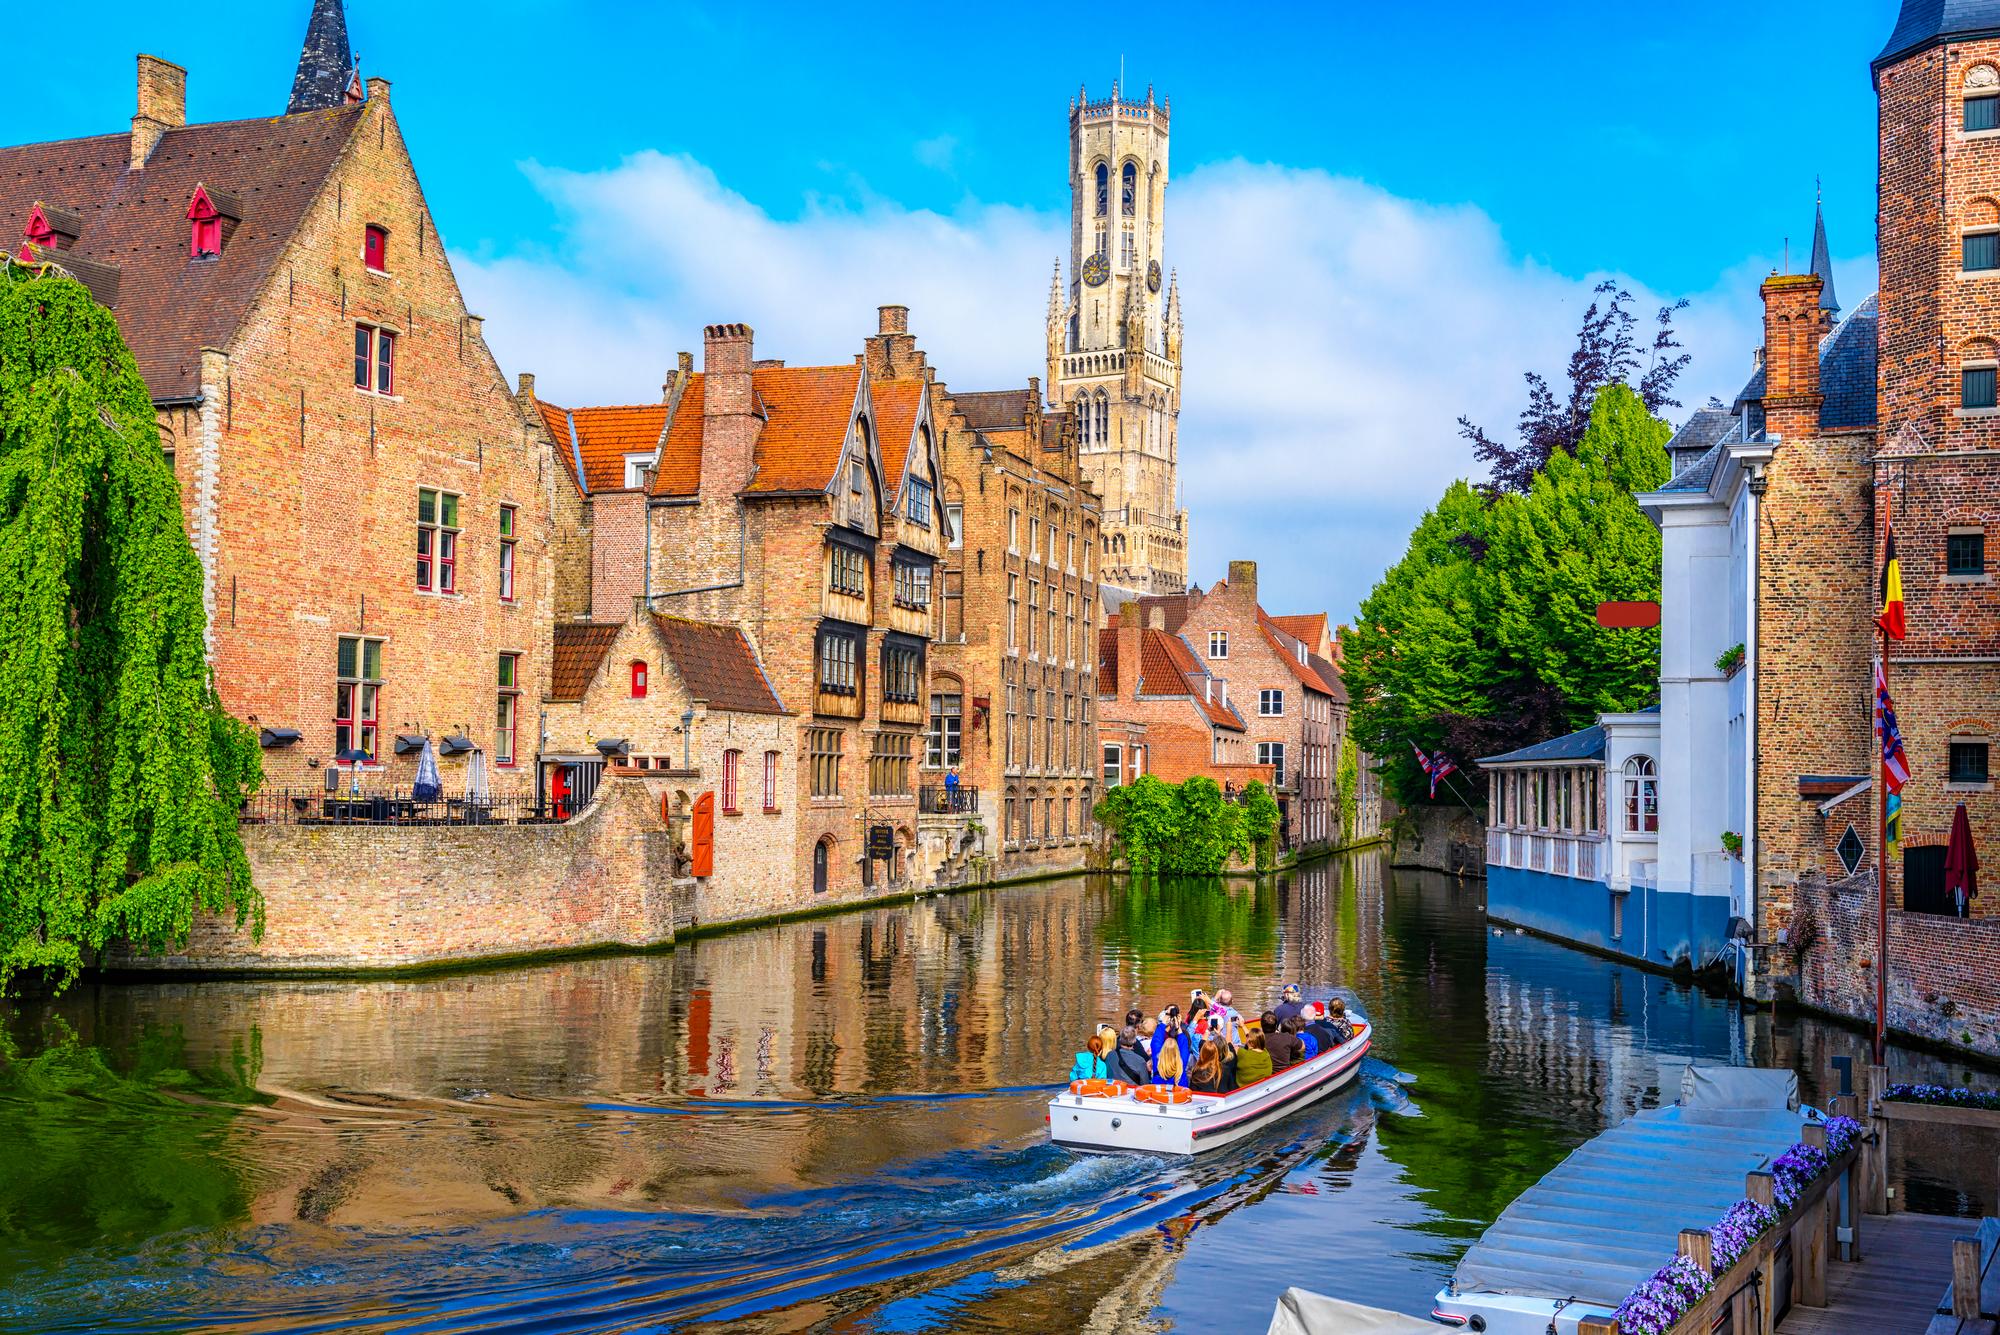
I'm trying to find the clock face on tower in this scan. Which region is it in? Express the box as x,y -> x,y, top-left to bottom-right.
1082,252 -> 1109,287
1147,260 -> 1162,293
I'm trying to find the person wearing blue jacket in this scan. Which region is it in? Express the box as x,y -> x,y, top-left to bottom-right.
1068,1030 -> 1110,1082
1149,1007 -> 1192,1087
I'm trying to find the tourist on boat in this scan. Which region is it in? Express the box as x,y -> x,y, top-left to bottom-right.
1234,1032 -> 1274,1085
1262,1010 -> 1305,1071
1188,1037 -> 1228,1094
1068,1030 -> 1111,1082
1302,1004 -> 1342,1054
1187,989 -> 1211,1032
1325,997 -> 1355,1043
1272,984 -> 1306,1027
1295,1017 -> 1320,1062
1209,989 -> 1244,1044
1150,1006 -> 1191,1086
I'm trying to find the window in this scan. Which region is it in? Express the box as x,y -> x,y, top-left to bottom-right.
722,749 -> 741,813
1065,593 -> 1077,661
496,652 -> 520,766
905,476 -> 933,526
1208,631 -> 1228,659
1006,684 -> 1019,767
1104,743 -> 1124,788
1951,741 -> 1991,786
188,189 -> 221,259
1026,689 -> 1039,769
829,544 -> 868,597
893,560 -> 932,610
1949,529 -> 1987,577
1258,742 -> 1287,787
1583,768 -> 1601,834
818,629 -> 859,695
364,223 -> 388,272
334,636 -> 383,762
355,324 -> 395,394
1095,162 -> 1108,217
630,659 -> 648,698
762,750 -> 780,811
883,643 -> 923,704
928,692 -> 962,767
1623,755 -> 1659,834
416,489 -> 459,593
945,503 -> 963,549
1008,508 -> 1020,551
1970,93 -> 2000,131
1964,365 -> 1997,410
1121,230 -> 1135,269
623,454 -> 650,489
809,728 -> 843,797
869,732 -> 914,796
850,459 -> 866,494
1121,161 -> 1137,216
1029,516 -> 1041,560
1007,574 -> 1019,652
1259,689 -> 1284,716
1048,598 -> 1059,658
1066,532 -> 1076,571
1966,232 -> 2000,272
498,505 -> 517,602
1028,581 -> 1040,655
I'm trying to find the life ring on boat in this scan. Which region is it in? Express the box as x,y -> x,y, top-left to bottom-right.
1069,1079 -> 1135,1097
1134,1084 -> 1193,1105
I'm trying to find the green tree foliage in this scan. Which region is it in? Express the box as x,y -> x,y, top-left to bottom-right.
1240,779 -> 1280,871
1343,384 -> 1669,807
0,262 -> 262,991
1337,737 -> 1360,846
1093,774 -> 1256,876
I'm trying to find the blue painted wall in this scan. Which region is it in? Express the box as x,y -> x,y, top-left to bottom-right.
1485,866 -> 1732,971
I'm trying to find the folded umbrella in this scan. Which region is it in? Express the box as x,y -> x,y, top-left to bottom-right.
413,737 -> 442,803
1945,801 -> 1979,916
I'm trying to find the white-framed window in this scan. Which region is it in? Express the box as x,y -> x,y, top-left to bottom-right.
623,453 -> 651,488
1008,508 -> 1019,552
762,750 -> 780,811
1102,742 -> 1123,788
1258,742 -> 1286,787
1622,755 -> 1659,834
945,503 -> 963,549
1007,573 -> 1019,652
1208,631 -> 1228,659
1259,689 -> 1284,716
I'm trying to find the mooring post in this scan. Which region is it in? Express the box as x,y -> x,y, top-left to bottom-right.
1826,1091 -> 1862,1261
1954,1237 -> 1982,1321
1795,1123 -> 1830,1306
1747,1171 -> 1779,1335
1866,1062 -> 1891,1215
1679,1227 -> 1714,1273
1577,1318 -> 1620,1335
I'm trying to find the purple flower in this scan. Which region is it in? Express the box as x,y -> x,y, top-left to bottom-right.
1613,1255 -> 1714,1335
1886,1082 -> 2000,1111
1823,1115 -> 1863,1158
1710,1198 -> 1779,1272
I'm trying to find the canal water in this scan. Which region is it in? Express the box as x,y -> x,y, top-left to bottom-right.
0,855 -> 1991,1333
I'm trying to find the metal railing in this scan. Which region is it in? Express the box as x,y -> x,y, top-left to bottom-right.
919,784 -> 980,815
239,788 -> 565,827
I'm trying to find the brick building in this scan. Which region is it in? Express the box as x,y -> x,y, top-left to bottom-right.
1,1 -> 556,799
529,308 -> 948,904
925,377 -> 1102,874
1097,604 -> 1269,792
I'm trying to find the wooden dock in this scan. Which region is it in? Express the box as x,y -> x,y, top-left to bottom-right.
1779,1212 -> 1979,1335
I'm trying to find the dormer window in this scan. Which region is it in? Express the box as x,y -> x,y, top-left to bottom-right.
623,454 -> 650,489
187,186 -> 222,260
364,224 -> 388,273
19,204 -> 68,258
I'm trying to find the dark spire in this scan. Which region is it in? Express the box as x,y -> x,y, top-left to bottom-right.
1809,184 -> 1838,317
287,0 -> 355,115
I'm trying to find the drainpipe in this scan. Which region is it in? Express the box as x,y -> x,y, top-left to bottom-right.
682,706 -> 695,770
1745,465 -> 1767,998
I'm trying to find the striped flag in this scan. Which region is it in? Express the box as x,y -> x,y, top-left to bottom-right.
1874,661 -> 1910,795
1876,531 -> 1906,640
1411,743 -> 1459,799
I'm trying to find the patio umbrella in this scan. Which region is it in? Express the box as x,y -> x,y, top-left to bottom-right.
1945,800 -> 1980,918
466,748 -> 489,803
413,738 -> 442,803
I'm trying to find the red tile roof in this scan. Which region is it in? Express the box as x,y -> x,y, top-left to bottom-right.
743,364 -> 861,494
534,400 -> 671,495
550,623 -> 622,701
2,106 -> 367,401
651,615 -> 785,715
1139,629 -> 1244,731
1259,613 -> 1339,697
1269,613 -> 1328,652
871,378 -> 926,493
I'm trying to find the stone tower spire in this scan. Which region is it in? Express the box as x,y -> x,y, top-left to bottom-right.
287,0 -> 356,115
1808,187 -> 1838,317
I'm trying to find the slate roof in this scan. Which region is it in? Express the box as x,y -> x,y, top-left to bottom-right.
2,104 -> 367,400
288,0 -> 357,114
651,615 -> 785,715
1664,405 -> 1735,461
1876,0 -> 2000,68
550,623 -> 622,702
1478,724 -> 1607,767
954,388 -> 1032,431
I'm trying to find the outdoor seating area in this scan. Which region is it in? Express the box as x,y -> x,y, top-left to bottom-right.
240,789 -> 564,827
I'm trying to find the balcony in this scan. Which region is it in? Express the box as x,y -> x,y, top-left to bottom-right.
240,788 -> 562,827
919,783 -> 980,816
1486,827 -> 1604,882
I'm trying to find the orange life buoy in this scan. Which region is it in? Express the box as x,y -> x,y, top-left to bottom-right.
1134,1084 -> 1193,1105
1070,1079 -> 1135,1098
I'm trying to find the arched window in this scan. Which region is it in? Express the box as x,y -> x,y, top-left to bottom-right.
1121,161 -> 1137,216
1622,755 -> 1658,834
630,659 -> 648,699
1094,163 -> 1108,217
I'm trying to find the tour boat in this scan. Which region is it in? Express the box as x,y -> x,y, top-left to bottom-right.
1047,1015 -> 1371,1155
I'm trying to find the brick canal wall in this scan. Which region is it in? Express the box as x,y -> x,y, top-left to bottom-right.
112,777 -> 685,972
1788,870 -> 2000,1058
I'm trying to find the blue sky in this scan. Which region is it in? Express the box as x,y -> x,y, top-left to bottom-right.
12,1 -> 1901,622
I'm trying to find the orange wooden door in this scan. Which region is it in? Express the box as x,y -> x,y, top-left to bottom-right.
691,792 -> 715,878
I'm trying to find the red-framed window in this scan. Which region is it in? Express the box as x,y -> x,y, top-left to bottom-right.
355,324 -> 395,394
364,224 -> 388,272
498,504 -> 517,602
335,635 -> 383,762
496,652 -> 520,767
722,749 -> 741,814
416,488 -> 459,593
763,750 -> 779,812
630,660 -> 648,698
187,187 -> 221,259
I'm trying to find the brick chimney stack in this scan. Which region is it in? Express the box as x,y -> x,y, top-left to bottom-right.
131,54 -> 186,170
1118,615 -> 1143,701
1760,274 -> 1825,440
702,323 -> 758,497
1227,559 -> 1257,600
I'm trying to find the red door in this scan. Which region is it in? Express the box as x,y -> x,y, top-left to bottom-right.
691,792 -> 715,878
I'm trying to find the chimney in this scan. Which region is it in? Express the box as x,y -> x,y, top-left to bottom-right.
1118,616 -> 1142,701
1028,375 -> 1041,405
1146,604 -> 1165,630
365,76 -> 390,105
515,372 -> 535,404
131,55 -> 186,170
1759,274 -> 1824,438
878,304 -> 909,335
1227,559 -> 1257,600
702,323 -> 758,496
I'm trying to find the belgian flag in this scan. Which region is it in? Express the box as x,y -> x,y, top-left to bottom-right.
1876,531 -> 1906,640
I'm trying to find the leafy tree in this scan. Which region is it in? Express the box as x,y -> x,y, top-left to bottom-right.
1094,774 -> 1180,876
1460,281 -> 1689,493
0,262 -> 262,992
1093,774 -> 1256,876
1344,385 -> 1668,807
1240,779 -> 1280,871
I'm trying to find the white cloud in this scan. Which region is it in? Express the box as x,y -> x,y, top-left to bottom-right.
457,152 -> 1785,624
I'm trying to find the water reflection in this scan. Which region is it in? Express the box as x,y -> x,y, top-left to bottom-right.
0,856 -> 1990,1332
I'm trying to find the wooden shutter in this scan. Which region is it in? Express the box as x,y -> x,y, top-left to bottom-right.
692,791 -> 715,878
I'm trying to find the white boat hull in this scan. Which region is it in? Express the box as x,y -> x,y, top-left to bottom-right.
1047,1025 -> 1371,1155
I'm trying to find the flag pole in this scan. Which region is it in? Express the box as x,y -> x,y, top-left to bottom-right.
1875,487 -> 1891,1068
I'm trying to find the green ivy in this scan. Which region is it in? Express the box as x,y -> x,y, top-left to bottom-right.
1337,736 -> 1359,846
0,261 -> 262,992
1093,774 -> 1258,876
1240,779 -> 1280,871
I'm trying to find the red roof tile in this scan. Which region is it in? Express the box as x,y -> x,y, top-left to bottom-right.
872,378 -> 926,493
550,623 -> 621,701
651,615 -> 785,715
2,106 -> 367,401
744,364 -> 861,494
1269,613 -> 1328,652
1259,613 -> 1338,696
1139,629 -> 1243,731
534,400 -> 668,494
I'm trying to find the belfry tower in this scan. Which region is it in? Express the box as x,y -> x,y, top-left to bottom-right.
1047,81 -> 1187,596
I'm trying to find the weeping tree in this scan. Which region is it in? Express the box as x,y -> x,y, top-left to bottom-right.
0,261 -> 262,992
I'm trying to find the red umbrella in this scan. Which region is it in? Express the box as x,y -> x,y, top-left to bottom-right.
1945,801 -> 1979,917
